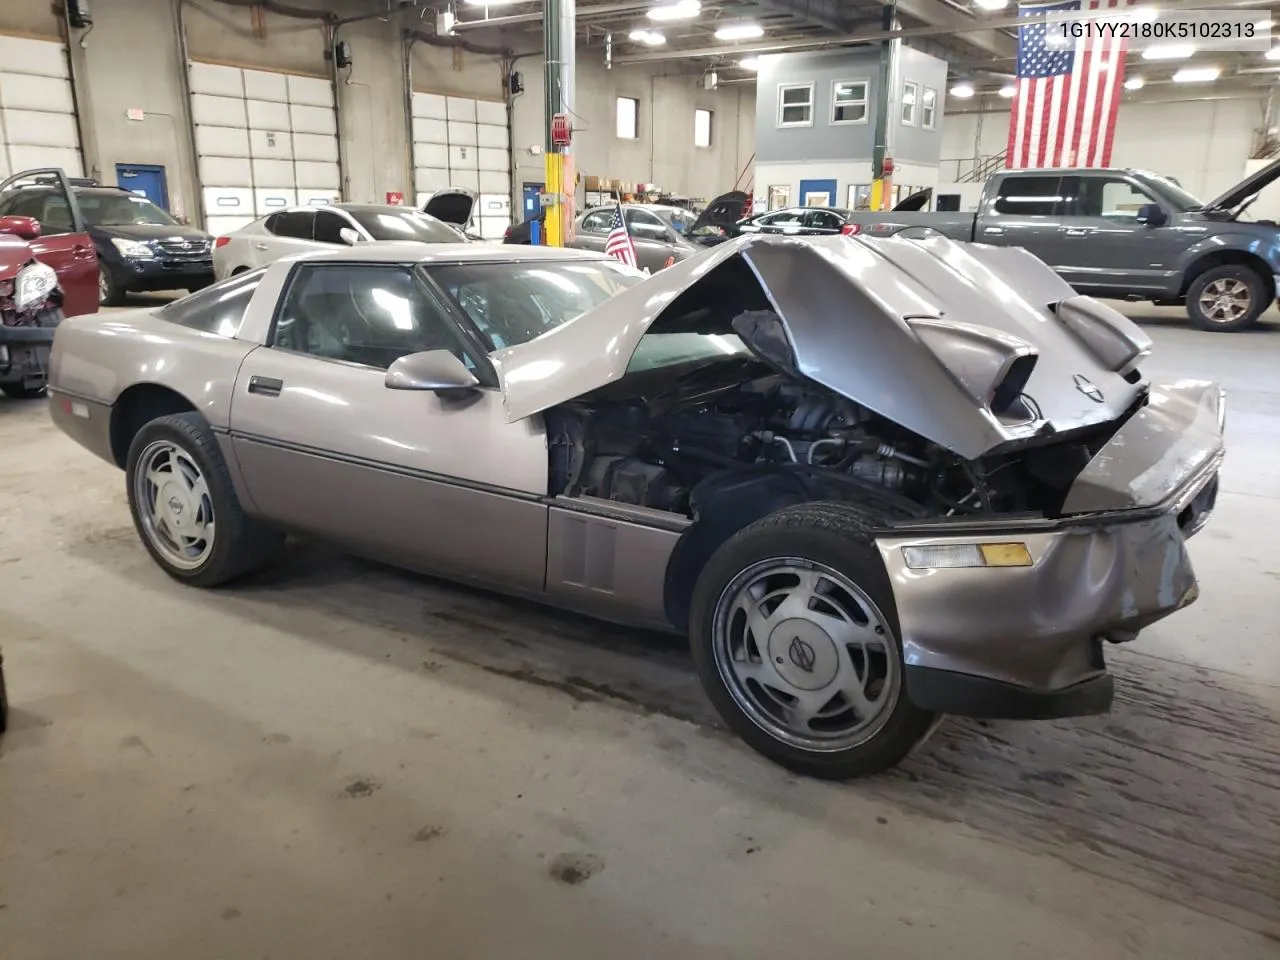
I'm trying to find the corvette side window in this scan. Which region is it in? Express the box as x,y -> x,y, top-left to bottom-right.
272,264 -> 481,373
159,268 -> 267,337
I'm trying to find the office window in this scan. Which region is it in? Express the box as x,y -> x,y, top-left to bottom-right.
832,80 -> 869,124
901,80 -> 919,126
921,87 -> 937,129
616,97 -> 639,139
777,83 -> 814,127
767,185 -> 790,210
694,108 -> 712,147
849,184 -> 872,210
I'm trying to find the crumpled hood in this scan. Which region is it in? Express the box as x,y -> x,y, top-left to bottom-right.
0,235 -> 33,279
493,233 -> 1153,460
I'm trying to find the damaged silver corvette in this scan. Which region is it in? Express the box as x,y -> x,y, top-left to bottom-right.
46,234 -> 1225,779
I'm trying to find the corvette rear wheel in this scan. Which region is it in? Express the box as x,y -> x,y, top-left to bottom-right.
689,502 -> 935,780
126,412 -> 283,587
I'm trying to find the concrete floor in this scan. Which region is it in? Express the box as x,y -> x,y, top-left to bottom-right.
0,298 -> 1277,959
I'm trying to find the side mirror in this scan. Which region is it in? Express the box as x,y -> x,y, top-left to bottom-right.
1136,203 -> 1167,227
385,349 -> 479,394
0,215 -> 41,240
338,226 -> 362,245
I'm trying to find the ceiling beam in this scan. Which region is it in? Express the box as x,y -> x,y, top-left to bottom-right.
892,0 -> 1015,59
751,0 -> 855,33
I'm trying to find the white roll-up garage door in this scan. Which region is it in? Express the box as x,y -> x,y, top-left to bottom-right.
188,60 -> 340,236
412,92 -> 511,240
0,35 -> 83,180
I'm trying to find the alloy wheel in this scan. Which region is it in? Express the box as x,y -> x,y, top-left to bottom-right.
133,440 -> 216,570
1198,278 -> 1251,325
711,558 -> 901,752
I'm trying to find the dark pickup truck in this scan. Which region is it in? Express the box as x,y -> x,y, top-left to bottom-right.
844,163 -> 1280,332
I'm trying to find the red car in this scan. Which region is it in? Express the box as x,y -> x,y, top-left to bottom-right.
0,168 -> 98,398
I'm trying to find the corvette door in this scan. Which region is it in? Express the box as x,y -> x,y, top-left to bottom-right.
229,261 -> 548,591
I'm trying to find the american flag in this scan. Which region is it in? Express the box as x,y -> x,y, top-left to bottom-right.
1006,0 -> 1136,169
604,204 -> 638,268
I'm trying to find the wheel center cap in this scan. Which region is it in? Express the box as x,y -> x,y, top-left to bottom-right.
159,481 -> 192,529
767,619 -> 840,691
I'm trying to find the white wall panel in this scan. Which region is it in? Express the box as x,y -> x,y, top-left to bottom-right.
199,156 -> 252,187
2,110 -> 77,148
477,147 -> 508,172
447,120 -> 478,146
289,103 -> 335,136
413,117 -> 448,143
297,189 -> 339,206
414,142 -> 449,167
449,170 -> 481,192
190,60 -> 340,227
247,98 -> 290,129
475,100 -> 506,126
446,97 -> 477,123
415,167 -> 451,193
191,94 -> 247,128
294,160 -> 340,189
0,74 -> 75,113
479,170 -> 509,194
189,62 -> 243,97
194,125 -> 249,158
0,37 -> 83,179
448,144 -> 478,170
476,124 -> 507,149
413,92 -> 447,119
292,133 -> 338,163
243,69 -> 287,101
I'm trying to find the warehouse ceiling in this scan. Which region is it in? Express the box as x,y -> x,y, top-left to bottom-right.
346,0 -> 1280,102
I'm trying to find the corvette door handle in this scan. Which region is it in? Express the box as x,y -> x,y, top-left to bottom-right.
982,226 -> 1004,236
1062,227 -> 1090,236
254,243 -> 269,250
247,376 -> 283,397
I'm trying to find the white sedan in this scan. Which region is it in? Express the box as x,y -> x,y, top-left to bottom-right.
212,202 -> 468,280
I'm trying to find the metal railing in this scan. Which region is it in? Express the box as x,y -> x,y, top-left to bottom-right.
938,150 -> 1008,183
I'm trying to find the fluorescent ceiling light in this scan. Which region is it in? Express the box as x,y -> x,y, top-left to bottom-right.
1130,6 -> 1160,23
975,0 -> 1008,9
1143,44 -> 1194,60
714,22 -> 764,40
1173,65 -> 1220,82
1267,46 -> 1280,60
462,0 -> 527,5
629,28 -> 666,44
738,57 -> 759,70
1123,75 -> 1145,89
998,83 -> 1016,97
950,81 -> 975,98
647,0 -> 700,21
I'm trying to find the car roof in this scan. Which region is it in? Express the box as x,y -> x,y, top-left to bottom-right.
270,203 -> 426,216
285,242 -> 609,265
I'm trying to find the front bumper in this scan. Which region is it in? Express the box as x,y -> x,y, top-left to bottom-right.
0,325 -> 55,385
114,256 -> 214,292
878,380 -> 1224,721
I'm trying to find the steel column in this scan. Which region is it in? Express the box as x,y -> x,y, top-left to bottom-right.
543,0 -> 576,247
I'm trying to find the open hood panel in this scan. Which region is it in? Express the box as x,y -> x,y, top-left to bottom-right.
688,190 -> 750,236
423,187 -> 476,226
1203,157 -> 1280,212
493,234 -> 1150,461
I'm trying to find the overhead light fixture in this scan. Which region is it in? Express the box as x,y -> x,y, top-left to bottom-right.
738,57 -> 759,70
647,0 -> 700,21
629,28 -> 666,44
1143,44 -> 1194,60
998,83 -> 1016,97
714,22 -> 764,40
462,0 -> 528,5
1173,65 -> 1220,82
1256,18 -> 1274,29
1130,6 -> 1160,23
1267,46 -> 1280,60
950,81 -> 975,98
975,0 -> 1008,9
1124,75 -> 1145,89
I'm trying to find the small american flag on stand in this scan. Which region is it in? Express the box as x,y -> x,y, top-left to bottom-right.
604,204 -> 639,268
1006,0 -> 1136,169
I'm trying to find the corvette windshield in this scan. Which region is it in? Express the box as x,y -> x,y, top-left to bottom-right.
428,259 -> 645,350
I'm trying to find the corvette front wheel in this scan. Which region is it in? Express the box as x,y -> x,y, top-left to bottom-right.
125,412 -> 283,587
689,502 -> 935,780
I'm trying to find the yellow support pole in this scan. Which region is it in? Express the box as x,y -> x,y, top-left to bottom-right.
544,152 -> 564,247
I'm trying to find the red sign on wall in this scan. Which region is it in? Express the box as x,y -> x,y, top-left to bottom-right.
386,191 -> 404,206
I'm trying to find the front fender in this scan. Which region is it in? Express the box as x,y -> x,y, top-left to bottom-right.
1174,230 -> 1280,289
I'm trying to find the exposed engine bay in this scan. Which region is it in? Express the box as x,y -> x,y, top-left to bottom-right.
547,366 -> 1131,522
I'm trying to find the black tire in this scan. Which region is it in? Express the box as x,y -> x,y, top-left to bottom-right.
1,382 -> 45,399
230,266 -> 249,276
1185,265 -> 1267,332
125,411 -> 284,587
0,654 -> 8,735
689,501 -> 936,780
99,263 -> 125,307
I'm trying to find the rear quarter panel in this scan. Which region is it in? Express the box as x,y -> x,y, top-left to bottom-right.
49,308 -> 258,428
